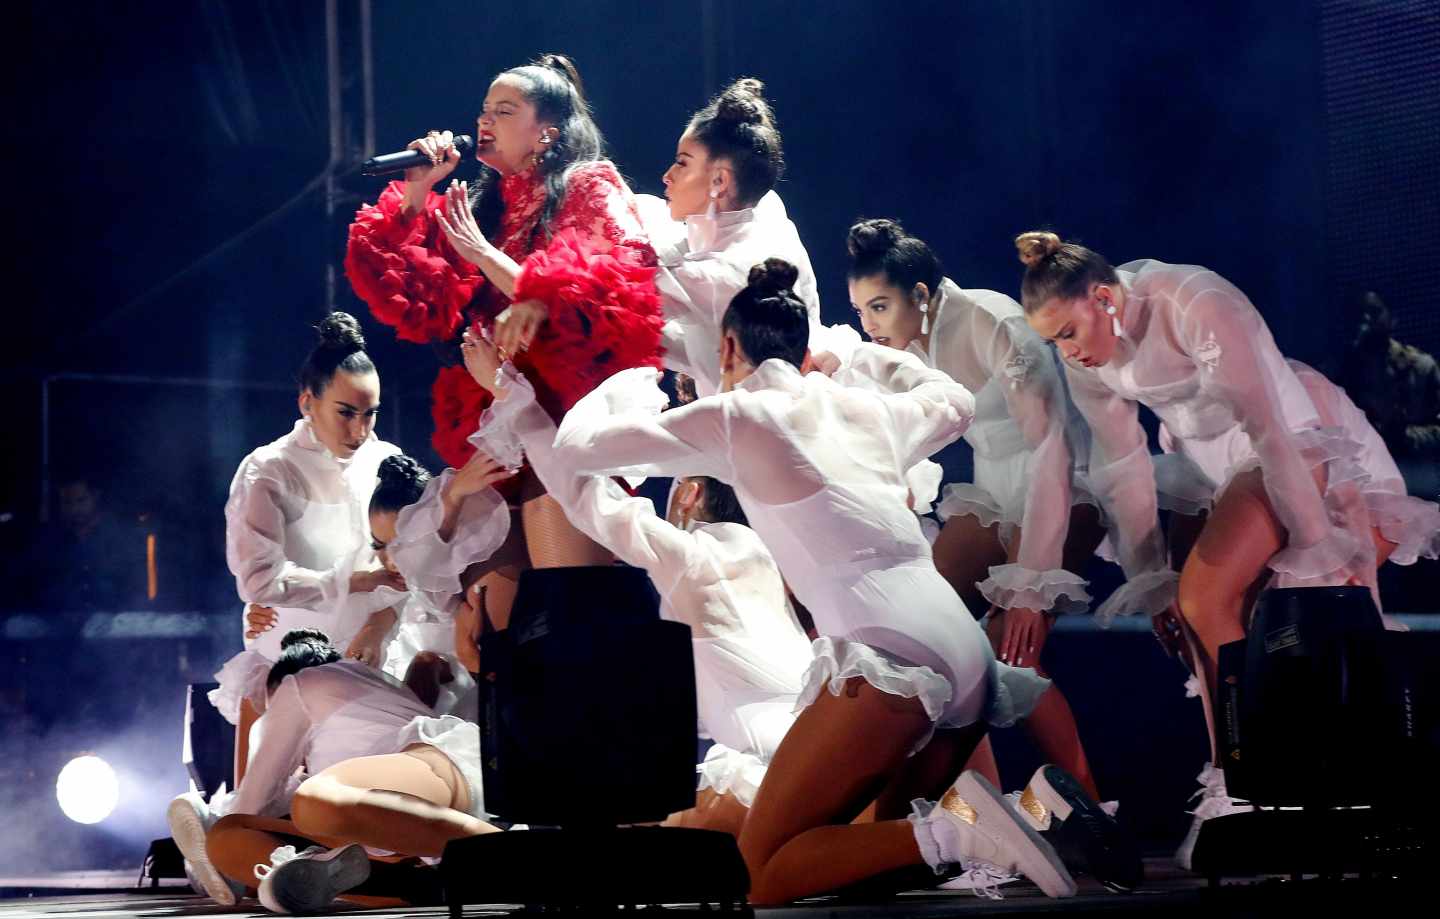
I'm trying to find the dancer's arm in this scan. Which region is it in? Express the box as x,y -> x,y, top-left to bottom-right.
838,343 -> 976,469
230,679 -> 311,819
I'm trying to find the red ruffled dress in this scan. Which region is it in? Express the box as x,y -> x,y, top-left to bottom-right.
344,161 -> 664,472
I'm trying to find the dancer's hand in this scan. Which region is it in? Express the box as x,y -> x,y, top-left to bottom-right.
996,606 -> 1050,669
244,604 -> 277,640
460,326 -> 507,391
809,350 -> 842,376
404,130 -> 462,188
493,299 -> 549,356
1151,603 -> 1185,659
350,568 -> 407,594
444,451 -> 511,504
436,180 -> 494,266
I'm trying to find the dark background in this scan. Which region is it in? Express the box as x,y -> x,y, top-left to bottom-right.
0,0 -> 1435,873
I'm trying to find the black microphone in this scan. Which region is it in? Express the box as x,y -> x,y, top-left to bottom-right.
361,134 -> 475,176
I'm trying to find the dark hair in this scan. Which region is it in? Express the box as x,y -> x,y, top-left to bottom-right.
686,78 -> 784,207
298,311 -> 375,397
1014,231 -> 1118,314
846,218 -> 944,298
265,628 -> 341,692
468,53 -> 604,241
371,454 -> 432,514
695,477 -> 747,526
720,258 -> 809,369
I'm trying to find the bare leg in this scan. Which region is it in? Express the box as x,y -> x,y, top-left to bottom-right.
207,813 -> 436,907
663,788 -> 751,838
930,513 -> 1007,615
290,745 -> 498,858
234,697 -> 259,788
738,677 -> 964,905
960,734 -> 1001,789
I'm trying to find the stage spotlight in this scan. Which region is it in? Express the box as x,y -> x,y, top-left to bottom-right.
56,755 -> 120,825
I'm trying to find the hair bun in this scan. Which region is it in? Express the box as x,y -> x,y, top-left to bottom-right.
746,257 -> 800,297
377,454 -> 427,490
316,311 -> 366,354
714,77 -> 771,126
847,218 -> 907,260
1014,231 -> 1064,268
280,627 -> 332,650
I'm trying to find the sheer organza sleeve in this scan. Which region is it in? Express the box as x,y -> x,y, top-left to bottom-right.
515,163 -> 665,413
553,367 -> 735,482
1176,274 -> 1362,579
836,343 -> 976,470
971,313 -> 1090,614
389,472 -> 510,597
224,461 -> 354,614
491,367 -> 703,585
229,677 -> 312,818
1064,363 -> 1175,621
344,181 -> 484,344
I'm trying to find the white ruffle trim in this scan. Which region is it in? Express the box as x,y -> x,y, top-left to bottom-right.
986,659 -> 1051,729
796,636 -> 952,724
1094,568 -> 1179,625
1364,489 -> 1440,566
695,743 -> 767,808
397,714 -> 485,819
907,460 -> 944,516
977,564 -> 1091,615
208,649 -> 272,724
391,473 -> 510,595
466,363 -> 530,472
936,484 -> 1009,528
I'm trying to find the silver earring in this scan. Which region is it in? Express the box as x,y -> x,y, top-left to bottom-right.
540,135 -> 552,144
918,298 -> 930,335
1100,300 -> 1122,336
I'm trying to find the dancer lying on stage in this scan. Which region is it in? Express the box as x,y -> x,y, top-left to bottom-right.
345,52 -> 665,635
172,629 -> 496,914
547,258 -> 1076,904
840,218 -> 1107,800
642,77 -> 822,397
1015,230 -> 1440,868
459,328 -> 813,838
214,312 -> 407,794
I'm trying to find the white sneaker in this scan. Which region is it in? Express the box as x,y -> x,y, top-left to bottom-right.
167,792 -> 243,905
915,771 -> 1076,898
1174,764 -> 1253,872
254,844 -> 370,914
938,860 -> 1019,898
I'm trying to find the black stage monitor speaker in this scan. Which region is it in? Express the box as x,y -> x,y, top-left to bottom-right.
444,566 -> 749,911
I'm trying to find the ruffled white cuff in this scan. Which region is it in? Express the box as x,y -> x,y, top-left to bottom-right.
208,649 -> 273,724
936,483 -> 1008,527
465,363 -> 530,472
907,459 -> 944,516
695,743 -> 768,808
984,658 -> 1051,729
391,471 -> 510,595
1094,569 -> 1179,625
1364,488 -> 1440,566
978,564 -> 1091,615
1267,527 -> 1365,583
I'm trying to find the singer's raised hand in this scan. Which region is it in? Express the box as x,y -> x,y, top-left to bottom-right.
401,130 -> 461,214
436,180 -> 493,267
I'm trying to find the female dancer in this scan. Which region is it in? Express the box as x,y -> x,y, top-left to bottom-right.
1014,230 -> 1440,867
843,219 -> 1104,798
647,77 -> 822,397
550,260 -> 1072,904
212,312 -> 406,784
460,329 -> 813,836
195,629 -> 497,913
344,54 -> 664,624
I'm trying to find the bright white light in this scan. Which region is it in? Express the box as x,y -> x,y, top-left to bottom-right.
56,755 -> 120,824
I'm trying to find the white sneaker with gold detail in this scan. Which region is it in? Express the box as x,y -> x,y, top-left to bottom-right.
912,770 -> 1076,898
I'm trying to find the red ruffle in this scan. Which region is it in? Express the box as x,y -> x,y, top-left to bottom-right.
514,227 -> 665,413
429,364 -> 493,469
344,182 -> 484,344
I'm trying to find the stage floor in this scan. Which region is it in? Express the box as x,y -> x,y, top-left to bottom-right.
0,861 -> 1423,918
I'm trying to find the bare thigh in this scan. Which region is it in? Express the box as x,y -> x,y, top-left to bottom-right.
931,513 -> 1007,614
